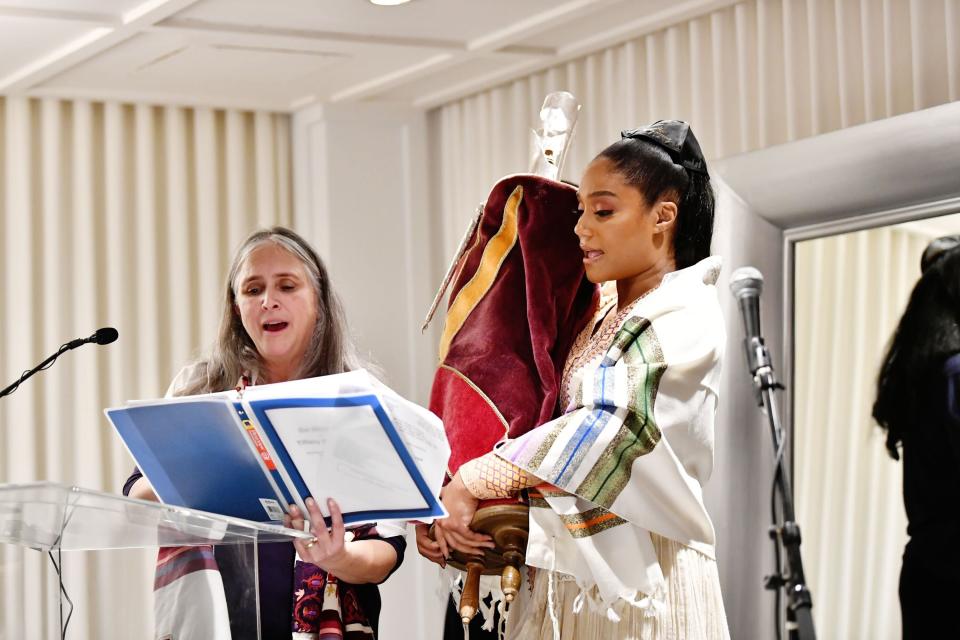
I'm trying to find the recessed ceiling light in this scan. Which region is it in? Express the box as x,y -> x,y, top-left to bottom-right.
370,0 -> 411,5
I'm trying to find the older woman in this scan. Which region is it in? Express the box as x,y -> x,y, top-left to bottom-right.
124,226 -> 404,640
420,121 -> 729,639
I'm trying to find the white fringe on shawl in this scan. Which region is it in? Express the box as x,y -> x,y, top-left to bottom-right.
507,533 -> 729,640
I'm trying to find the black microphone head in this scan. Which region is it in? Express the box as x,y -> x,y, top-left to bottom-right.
729,266 -> 764,300
93,327 -> 119,345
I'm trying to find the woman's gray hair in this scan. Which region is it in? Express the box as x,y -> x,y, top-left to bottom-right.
177,226 -> 362,396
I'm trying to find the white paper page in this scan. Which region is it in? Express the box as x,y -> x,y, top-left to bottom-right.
372,382 -> 450,501
264,404 -> 428,516
245,370 -> 451,498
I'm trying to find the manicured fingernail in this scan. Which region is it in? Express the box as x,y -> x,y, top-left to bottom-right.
306,497 -> 315,506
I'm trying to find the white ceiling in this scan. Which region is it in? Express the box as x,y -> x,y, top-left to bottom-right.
0,0 -> 719,112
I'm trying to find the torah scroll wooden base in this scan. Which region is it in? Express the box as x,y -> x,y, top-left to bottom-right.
433,499 -> 529,624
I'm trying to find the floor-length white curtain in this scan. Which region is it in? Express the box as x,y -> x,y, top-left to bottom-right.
0,96 -> 291,639
430,0 -> 960,262
794,225 -> 936,639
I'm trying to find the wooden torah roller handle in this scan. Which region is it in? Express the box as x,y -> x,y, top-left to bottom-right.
430,498 -> 529,624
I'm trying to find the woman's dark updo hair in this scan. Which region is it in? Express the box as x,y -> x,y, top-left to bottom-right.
597,137 -> 715,270
873,238 -> 960,459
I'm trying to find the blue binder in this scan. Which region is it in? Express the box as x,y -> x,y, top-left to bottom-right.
108,391 -> 446,525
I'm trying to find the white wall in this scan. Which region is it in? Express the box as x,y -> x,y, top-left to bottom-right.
706,177 -> 785,637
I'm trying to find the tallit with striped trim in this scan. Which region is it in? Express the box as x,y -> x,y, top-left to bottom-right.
497,256 -> 724,614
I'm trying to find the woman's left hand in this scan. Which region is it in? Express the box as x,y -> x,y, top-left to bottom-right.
431,474 -> 495,559
286,497 -> 348,569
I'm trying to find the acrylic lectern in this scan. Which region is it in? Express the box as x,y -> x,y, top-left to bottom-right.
0,481 -> 311,639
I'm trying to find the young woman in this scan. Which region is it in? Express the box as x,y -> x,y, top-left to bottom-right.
124,226 -> 405,640
873,235 -> 960,639
420,121 -> 730,638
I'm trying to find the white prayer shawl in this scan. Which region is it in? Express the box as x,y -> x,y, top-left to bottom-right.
154,546 -> 232,640
496,256 -> 725,617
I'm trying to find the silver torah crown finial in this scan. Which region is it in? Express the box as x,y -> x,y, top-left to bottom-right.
529,91 -> 581,181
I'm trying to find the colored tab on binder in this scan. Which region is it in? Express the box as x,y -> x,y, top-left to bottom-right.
242,419 -> 277,471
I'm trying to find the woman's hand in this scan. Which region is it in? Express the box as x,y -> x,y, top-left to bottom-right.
286,497 -> 348,570
430,474 -> 495,560
286,497 -> 400,584
415,523 -> 446,567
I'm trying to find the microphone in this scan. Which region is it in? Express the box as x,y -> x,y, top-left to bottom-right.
729,266 -> 775,383
0,327 -> 119,399
65,327 -> 119,349
92,327 -> 119,345
729,267 -> 781,401
730,267 -> 763,349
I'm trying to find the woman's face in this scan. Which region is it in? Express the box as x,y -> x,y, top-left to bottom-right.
574,156 -> 675,284
234,242 -> 318,381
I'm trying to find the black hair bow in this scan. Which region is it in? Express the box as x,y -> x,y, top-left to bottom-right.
621,120 -> 708,176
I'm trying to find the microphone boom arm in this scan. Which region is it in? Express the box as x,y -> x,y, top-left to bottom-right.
0,344 -> 72,399
0,328 -> 117,399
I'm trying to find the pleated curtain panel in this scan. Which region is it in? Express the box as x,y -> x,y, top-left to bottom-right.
794,227 -> 932,639
0,97 -> 291,639
432,0 -> 960,260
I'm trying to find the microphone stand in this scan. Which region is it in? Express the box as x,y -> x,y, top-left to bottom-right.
746,336 -> 816,640
0,342 -> 79,399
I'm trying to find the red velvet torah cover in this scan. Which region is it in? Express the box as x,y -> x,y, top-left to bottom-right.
430,174 -> 598,477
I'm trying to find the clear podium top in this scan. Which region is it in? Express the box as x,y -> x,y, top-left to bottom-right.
0,482 -> 312,552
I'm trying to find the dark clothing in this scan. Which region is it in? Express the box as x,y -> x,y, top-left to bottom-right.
121,467 -> 143,498
899,545 -> 960,640
124,467 -> 405,639
898,353 -> 960,638
443,593 -> 500,640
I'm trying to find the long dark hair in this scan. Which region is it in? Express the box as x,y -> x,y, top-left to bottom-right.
873,240 -> 960,459
179,226 -> 362,395
597,137 -> 715,269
